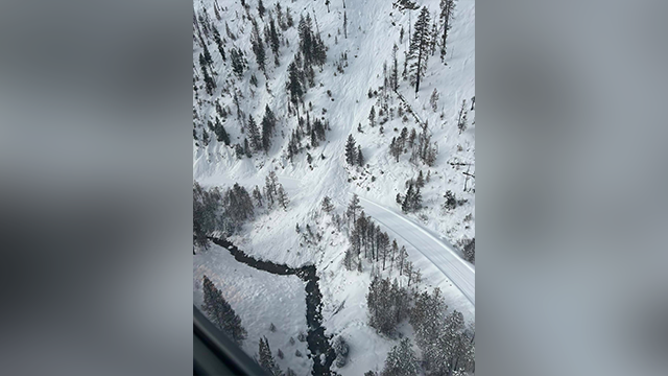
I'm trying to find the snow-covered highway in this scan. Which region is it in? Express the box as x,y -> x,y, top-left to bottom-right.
354,194 -> 476,306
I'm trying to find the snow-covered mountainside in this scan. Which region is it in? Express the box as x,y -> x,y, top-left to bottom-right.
193,0 -> 474,374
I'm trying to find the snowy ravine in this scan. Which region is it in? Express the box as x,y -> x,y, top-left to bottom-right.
194,0 -> 475,374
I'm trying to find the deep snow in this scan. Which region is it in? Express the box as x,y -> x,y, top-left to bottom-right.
193,0 -> 475,374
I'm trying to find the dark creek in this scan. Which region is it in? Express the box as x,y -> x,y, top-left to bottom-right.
210,237 -> 337,376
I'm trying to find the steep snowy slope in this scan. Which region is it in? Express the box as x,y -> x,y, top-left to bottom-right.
193,0 -> 474,374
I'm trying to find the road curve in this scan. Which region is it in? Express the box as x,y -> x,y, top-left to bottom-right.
353,194 -> 475,306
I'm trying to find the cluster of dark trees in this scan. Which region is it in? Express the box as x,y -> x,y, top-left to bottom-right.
365,285 -> 475,375
395,171 -> 426,213
379,338 -> 420,376
398,182 -> 422,213
193,1 -> 299,154
257,336 -> 286,376
193,182 -> 224,249
367,276 -> 411,335
343,195 -> 417,282
286,111 -> 329,161
393,1 -> 456,94
457,98 -> 468,134
257,331 -> 299,376
193,176 -> 289,249
389,124 -> 438,166
257,171 -> 289,211
411,288 -> 475,375
463,238 -> 475,264
443,190 -> 467,212
201,275 -> 247,346
239,105 -> 278,157
286,14 -> 327,113
345,135 -> 364,167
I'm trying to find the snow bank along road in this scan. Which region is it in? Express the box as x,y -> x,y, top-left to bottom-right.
354,194 -> 476,306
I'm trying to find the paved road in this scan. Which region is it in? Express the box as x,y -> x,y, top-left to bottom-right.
354,194 -> 476,306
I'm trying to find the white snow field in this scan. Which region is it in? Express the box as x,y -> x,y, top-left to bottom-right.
194,242 -> 312,375
193,0 -> 474,373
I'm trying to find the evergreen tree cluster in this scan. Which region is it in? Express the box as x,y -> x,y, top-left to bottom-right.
257,336 -> 283,376
263,171 -> 289,210
193,180 -> 266,243
286,111 -> 329,161
201,275 -> 247,346
381,338 -> 419,376
220,183 -> 255,234
298,14 -> 327,67
389,125 -> 437,166
284,14 -> 327,112
439,0 -> 456,62
399,182 -> 422,213
410,288 -> 475,375
345,135 -> 364,167
344,195 -> 415,278
213,117 -> 230,145
393,0 -> 419,11
367,276 -> 411,335
250,19 -> 267,74
193,182 -> 222,249
462,238 -> 475,264
230,47 -> 247,79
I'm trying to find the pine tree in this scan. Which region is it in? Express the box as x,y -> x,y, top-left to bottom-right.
201,275 -> 247,346
235,143 -> 244,159
347,194 -> 361,227
416,170 -> 425,188
258,0 -> 265,18
408,7 -> 431,94
390,137 -> 402,162
401,184 -> 414,213
390,240 -> 399,272
457,99 -> 468,134
357,146 -> 365,167
258,337 -> 283,375
251,19 -> 267,73
392,44 -> 399,90
264,172 -> 278,208
398,246 -> 407,275
430,88 -> 439,112
230,48 -> 246,78
261,105 -> 276,153
287,61 -> 304,108
202,41 -> 213,67
247,115 -> 262,151
345,134 -> 357,165
244,138 -> 252,158
212,26 -> 227,61
369,106 -> 376,127
269,18 -> 281,61
440,0 -> 456,62
276,185 -> 289,210
286,7 -> 294,28
199,54 -> 216,96
252,185 -> 263,208
322,196 -> 335,214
